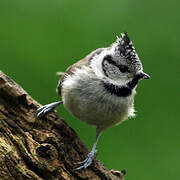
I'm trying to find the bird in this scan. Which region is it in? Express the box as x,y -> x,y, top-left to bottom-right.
37,32 -> 150,170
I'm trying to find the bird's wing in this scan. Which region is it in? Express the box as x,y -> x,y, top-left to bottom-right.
56,48 -> 105,96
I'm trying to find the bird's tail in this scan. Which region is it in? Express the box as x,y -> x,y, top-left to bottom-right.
56,72 -> 65,77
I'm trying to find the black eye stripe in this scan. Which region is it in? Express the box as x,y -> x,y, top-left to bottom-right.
103,55 -> 129,73
103,55 -> 117,66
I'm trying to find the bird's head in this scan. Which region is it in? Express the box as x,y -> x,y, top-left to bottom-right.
90,32 -> 150,87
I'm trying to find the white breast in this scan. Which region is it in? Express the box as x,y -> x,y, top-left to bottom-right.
61,66 -> 136,132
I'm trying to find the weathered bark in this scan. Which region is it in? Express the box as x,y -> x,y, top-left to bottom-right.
0,70 -> 126,180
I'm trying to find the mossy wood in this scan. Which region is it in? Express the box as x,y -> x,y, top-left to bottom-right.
0,70 -> 125,180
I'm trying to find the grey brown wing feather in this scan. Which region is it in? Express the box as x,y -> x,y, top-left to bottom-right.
56,57 -> 89,96
56,48 -> 105,96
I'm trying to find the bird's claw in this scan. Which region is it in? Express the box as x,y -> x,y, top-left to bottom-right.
76,150 -> 97,170
37,102 -> 61,117
37,105 -> 52,117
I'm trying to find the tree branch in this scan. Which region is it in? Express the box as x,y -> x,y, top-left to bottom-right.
0,70 -> 125,180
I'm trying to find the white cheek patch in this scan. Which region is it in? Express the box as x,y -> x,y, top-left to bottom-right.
89,46 -> 133,87
115,78 -> 132,87
90,48 -> 114,79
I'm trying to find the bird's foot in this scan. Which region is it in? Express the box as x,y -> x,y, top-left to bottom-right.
37,101 -> 62,117
76,149 -> 97,170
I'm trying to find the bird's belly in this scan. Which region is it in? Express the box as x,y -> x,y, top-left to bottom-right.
61,74 -> 135,131
62,88 -> 135,131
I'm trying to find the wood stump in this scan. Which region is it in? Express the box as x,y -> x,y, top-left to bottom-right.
0,70 -> 125,180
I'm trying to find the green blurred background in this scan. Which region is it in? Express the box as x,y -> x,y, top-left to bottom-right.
0,0 -> 179,179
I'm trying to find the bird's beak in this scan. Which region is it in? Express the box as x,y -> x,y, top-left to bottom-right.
137,72 -> 151,79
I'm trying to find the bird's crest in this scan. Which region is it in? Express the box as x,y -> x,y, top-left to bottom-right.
116,32 -> 139,63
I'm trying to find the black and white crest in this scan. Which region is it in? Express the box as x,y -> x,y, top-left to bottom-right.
115,32 -> 139,64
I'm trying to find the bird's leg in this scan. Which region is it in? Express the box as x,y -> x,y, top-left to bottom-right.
37,101 -> 63,117
76,130 -> 101,170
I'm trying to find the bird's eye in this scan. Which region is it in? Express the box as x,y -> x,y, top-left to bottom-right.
118,65 -> 129,73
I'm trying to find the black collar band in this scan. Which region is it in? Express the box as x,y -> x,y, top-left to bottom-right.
103,81 -> 132,97
127,76 -> 140,89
